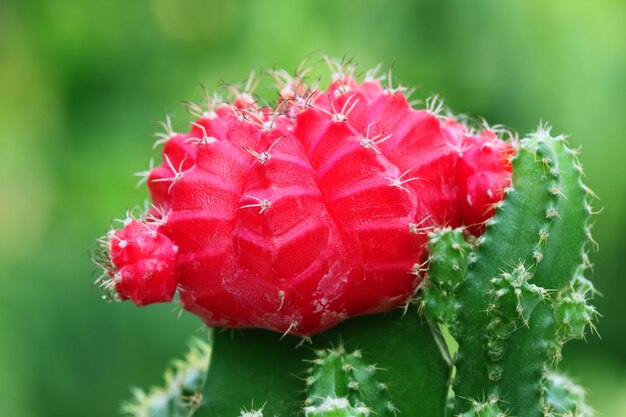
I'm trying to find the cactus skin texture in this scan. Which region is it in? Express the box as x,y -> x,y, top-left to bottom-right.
96,58 -> 599,417
96,58 -> 513,336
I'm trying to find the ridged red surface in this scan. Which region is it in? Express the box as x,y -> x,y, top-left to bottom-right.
106,73 -> 513,335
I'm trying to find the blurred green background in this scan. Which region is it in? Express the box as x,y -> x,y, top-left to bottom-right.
1,0 -> 624,416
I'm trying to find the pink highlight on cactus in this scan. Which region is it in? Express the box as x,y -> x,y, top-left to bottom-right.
99,64 -> 513,336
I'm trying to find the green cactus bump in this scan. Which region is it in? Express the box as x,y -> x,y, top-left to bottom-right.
419,227 -> 471,324
542,372 -> 593,417
304,345 -> 395,416
122,339 -> 211,417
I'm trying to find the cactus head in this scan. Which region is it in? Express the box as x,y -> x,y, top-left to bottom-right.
95,58 -> 514,336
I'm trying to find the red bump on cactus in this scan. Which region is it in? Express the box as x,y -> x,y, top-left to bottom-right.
443,119 -> 515,234
96,59 -> 514,336
106,220 -> 179,306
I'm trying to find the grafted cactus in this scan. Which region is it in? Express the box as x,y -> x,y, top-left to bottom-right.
95,56 -> 599,417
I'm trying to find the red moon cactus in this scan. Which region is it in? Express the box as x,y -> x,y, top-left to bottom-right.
97,60 -> 513,336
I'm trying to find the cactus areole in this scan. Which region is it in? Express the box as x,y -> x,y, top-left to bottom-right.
96,61 -> 514,336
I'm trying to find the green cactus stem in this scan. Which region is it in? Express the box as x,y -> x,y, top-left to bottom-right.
422,129 -> 596,417
199,308 -> 449,416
